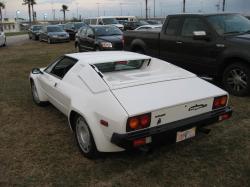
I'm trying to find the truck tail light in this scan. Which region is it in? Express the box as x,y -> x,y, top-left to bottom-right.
213,95 -> 228,110
127,113 -> 151,132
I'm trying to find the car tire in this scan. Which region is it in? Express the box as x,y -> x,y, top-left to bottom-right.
95,46 -> 100,51
30,80 -> 49,106
222,62 -> 250,96
3,38 -> 6,47
134,48 -> 145,54
74,115 -> 98,158
48,38 -> 52,44
76,44 -> 81,52
32,35 -> 36,40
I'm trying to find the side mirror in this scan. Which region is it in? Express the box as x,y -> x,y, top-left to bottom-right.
193,31 -> 210,41
32,68 -> 43,74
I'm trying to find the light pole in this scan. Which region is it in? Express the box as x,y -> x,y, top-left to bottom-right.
96,3 -> 100,17
44,13 -> 47,21
16,10 -> 20,22
145,0 -> 148,19
222,0 -> 226,12
154,0 -> 156,18
120,3 -> 123,16
183,0 -> 186,13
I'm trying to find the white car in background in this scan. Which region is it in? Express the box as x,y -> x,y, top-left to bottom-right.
29,51 -> 232,158
135,24 -> 162,31
0,31 -> 6,47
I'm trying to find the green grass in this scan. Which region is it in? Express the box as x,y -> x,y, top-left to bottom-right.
0,41 -> 249,186
5,31 -> 28,37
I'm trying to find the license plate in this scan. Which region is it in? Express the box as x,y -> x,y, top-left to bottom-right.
176,127 -> 196,142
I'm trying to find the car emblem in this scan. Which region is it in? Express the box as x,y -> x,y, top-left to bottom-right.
157,118 -> 161,125
188,104 -> 207,111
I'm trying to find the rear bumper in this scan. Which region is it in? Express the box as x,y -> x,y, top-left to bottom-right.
111,107 -> 232,149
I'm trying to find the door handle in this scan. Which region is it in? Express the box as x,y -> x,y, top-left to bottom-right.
176,41 -> 183,44
54,82 -> 58,87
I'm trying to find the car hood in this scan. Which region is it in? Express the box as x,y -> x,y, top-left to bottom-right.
226,33 -> 250,42
98,35 -> 122,43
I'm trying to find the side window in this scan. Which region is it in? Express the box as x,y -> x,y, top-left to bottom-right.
46,57 -> 77,79
181,18 -> 208,37
86,28 -> 94,37
165,18 -> 181,35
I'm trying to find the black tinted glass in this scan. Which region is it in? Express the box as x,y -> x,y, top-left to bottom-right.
181,18 -> 207,37
47,26 -> 64,32
94,26 -> 122,36
166,18 -> 181,35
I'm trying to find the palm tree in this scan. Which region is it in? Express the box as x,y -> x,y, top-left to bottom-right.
61,4 -> 69,22
23,0 -> 32,25
0,1 -> 5,31
31,0 -> 36,22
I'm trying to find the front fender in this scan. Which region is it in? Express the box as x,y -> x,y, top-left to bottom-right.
29,73 -> 48,102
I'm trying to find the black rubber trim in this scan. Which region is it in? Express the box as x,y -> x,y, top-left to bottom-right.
111,107 -> 232,149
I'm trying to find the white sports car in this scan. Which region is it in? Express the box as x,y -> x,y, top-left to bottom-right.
0,31 -> 6,47
30,51 -> 232,158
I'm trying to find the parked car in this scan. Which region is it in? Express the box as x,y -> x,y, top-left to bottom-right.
57,24 -> 65,30
146,20 -> 163,25
28,25 -> 43,40
135,24 -> 162,31
0,31 -> 6,47
39,25 -> 70,44
30,51 -> 232,158
75,25 -> 123,52
124,13 -> 250,96
64,22 -> 87,40
124,21 -> 149,31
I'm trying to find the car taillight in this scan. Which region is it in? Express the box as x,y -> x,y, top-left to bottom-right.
213,95 -> 228,110
127,113 -> 151,132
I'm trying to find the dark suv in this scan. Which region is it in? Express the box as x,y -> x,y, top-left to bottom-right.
75,25 -> 123,52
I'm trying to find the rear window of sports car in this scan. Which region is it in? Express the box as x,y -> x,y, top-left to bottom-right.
94,59 -> 149,73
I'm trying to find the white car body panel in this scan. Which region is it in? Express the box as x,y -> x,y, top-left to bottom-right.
30,51 -> 230,153
0,32 -> 6,46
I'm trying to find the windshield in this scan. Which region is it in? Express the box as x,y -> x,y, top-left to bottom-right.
94,60 -> 146,73
102,18 -> 119,25
48,26 -> 64,32
33,26 -> 43,31
94,26 -> 122,36
75,23 -> 85,29
207,14 -> 250,35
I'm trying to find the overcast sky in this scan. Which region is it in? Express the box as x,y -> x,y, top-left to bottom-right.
2,0 -> 250,20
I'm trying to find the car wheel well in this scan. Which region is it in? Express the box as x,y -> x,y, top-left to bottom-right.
69,111 -> 85,131
218,57 -> 250,81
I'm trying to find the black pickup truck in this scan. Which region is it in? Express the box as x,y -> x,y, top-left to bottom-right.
124,13 -> 250,96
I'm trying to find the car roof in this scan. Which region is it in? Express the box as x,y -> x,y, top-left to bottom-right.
167,13 -> 239,17
66,51 -> 151,65
89,25 -> 117,28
